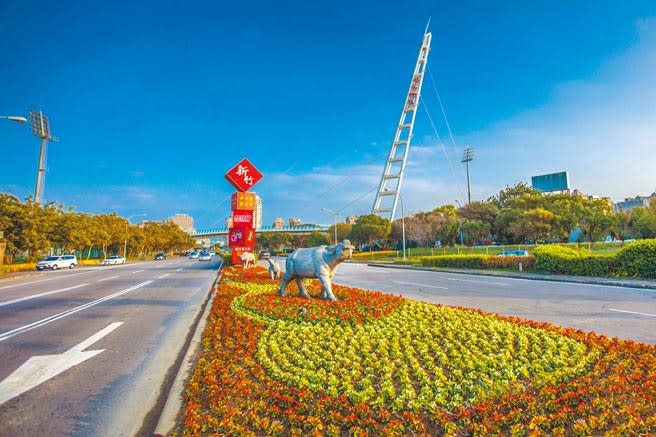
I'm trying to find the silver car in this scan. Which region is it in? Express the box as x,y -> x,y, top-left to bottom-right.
36,255 -> 77,270
101,255 -> 126,265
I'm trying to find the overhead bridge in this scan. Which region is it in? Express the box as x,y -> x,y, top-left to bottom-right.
191,224 -> 330,238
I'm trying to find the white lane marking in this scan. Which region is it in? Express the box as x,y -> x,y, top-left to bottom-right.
158,273 -> 170,279
609,308 -> 656,317
447,277 -> 508,286
0,272 -> 91,290
0,284 -> 89,308
0,261 -> 150,290
131,270 -> 144,274
97,276 -> 119,282
175,268 -> 183,272
394,280 -> 448,290
0,281 -> 152,343
0,322 -> 123,406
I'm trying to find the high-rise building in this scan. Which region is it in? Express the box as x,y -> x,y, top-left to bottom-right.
614,193 -> 655,212
273,217 -> 284,228
169,213 -> 195,233
288,217 -> 301,226
346,214 -> 358,224
253,194 -> 263,230
225,216 -> 233,228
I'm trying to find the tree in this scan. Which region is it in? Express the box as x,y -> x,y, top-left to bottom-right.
327,222 -> 352,244
509,208 -> 554,242
461,220 -> 491,245
347,214 -> 391,247
457,201 -> 499,224
307,232 -> 330,246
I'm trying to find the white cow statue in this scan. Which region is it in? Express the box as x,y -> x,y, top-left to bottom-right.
279,239 -> 354,301
267,258 -> 281,279
239,251 -> 255,269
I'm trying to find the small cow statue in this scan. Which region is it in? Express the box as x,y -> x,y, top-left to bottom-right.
267,258 -> 281,280
279,239 -> 355,301
239,251 -> 255,269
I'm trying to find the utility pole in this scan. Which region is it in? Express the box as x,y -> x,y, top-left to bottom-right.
28,110 -> 56,204
461,147 -> 474,205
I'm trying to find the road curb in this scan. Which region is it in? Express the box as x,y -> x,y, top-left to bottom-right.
366,263 -> 656,290
151,264 -> 222,436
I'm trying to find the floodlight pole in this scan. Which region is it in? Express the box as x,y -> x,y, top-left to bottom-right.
461,147 -> 474,205
34,137 -> 47,204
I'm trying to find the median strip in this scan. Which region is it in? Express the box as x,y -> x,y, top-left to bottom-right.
0,280 -> 153,343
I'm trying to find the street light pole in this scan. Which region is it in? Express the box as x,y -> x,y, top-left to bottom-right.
321,208 -> 340,244
124,214 -> 146,258
399,193 -> 406,260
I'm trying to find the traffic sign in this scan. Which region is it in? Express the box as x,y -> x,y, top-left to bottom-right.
225,158 -> 263,192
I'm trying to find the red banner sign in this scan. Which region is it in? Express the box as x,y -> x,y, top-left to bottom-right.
232,210 -> 254,227
228,227 -> 256,247
225,158 -> 263,192
231,246 -> 254,265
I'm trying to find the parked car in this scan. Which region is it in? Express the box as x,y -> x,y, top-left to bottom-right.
36,255 -> 77,270
258,250 -> 271,260
497,250 -> 529,257
188,251 -> 199,259
198,252 -> 212,261
154,252 -> 167,260
101,255 -> 126,265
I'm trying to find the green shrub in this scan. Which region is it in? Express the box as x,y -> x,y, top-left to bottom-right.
615,240 -> 656,278
533,245 -> 615,276
420,254 -> 534,270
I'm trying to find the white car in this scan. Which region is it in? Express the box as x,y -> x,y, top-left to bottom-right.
198,252 -> 212,261
36,255 -> 77,270
101,255 -> 126,265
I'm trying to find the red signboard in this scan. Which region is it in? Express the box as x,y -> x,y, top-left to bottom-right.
231,246 -> 254,265
225,158 -> 263,192
228,227 -> 256,247
232,210 -> 254,227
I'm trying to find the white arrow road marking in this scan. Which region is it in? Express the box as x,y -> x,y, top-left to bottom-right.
0,281 -> 152,343
0,284 -> 89,308
0,322 -> 123,406
394,280 -> 448,290
609,308 -> 656,317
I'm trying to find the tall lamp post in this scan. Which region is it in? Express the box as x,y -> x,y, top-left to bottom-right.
399,193 -> 406,260
321,208 -> 340,244
124,213 -> 146,258
28,110 -> 56,204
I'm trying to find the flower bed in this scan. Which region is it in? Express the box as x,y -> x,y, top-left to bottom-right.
182,266 -> 656,436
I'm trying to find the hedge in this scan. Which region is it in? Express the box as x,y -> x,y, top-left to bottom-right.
533,240 -> 656,279
420,254 -> 534,270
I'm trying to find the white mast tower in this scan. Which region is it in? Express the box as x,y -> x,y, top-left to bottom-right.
372,27 -> 432,221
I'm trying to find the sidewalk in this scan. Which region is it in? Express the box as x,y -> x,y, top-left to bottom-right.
367,262 -> 656,290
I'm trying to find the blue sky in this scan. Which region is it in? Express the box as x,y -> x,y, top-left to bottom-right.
2,1 -> 656,229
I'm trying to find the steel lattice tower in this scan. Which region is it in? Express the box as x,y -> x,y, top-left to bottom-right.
372,30 -> 432,221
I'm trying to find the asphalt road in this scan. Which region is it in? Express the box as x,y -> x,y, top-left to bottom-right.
270,258 -> 656,344
0,257 -> 220,436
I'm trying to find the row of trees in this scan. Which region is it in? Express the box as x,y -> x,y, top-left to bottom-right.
274,184 -> 655,250
388,184 -> 656,247
0,194 -> 194,263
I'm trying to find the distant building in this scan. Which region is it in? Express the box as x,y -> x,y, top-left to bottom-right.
273,217 -> 285,228
225,216 -> 233,228
346,215 -> 358,224
288,217 -> 301,226
169,213 -> 195,233
253,194 -> 263,230
614,193 -> 655,212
